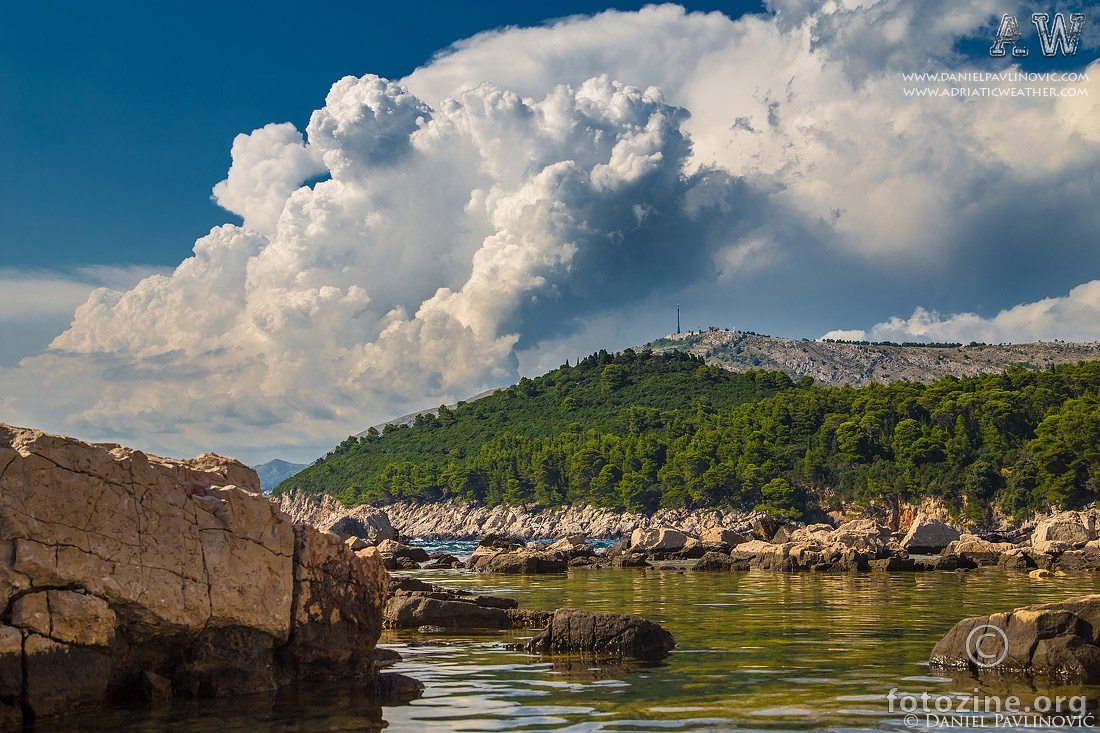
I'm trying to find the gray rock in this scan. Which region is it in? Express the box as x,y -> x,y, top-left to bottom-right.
320,506 -> 396,544
752,515 -> 786,542
480,550 -> 567,574
523,608 -> 676,659
699,527 -> 747,549
691,551 -> 751,572
1056,547 -> 1100,572
376,540 -> 430,562
901,514 -> 960,554
384,595 -> 512,629
478,534 -> 524,550
1032,511 -> 1097,554
629,527 -> 690,552
611,552 -> 650,568
422,554 -> 462,569
940,534 -> 1016,567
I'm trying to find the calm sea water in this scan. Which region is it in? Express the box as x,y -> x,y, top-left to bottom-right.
36,552 -> 1100,733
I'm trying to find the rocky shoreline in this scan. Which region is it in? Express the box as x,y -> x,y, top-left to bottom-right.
279,490 -> 1100,577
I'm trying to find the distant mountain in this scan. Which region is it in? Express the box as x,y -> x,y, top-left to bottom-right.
644,330 -> 1100,387
253,459 -> 308,493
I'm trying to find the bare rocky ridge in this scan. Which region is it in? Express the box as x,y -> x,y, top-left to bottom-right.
647,331 -> 1100,387
0,424 -> 397,729
277,493 -> 753,541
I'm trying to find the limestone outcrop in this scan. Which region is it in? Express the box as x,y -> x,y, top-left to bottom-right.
340,497 -> 754,540
940,534 -> 1018,567
901,514 -> 960,554
0,424 -> 395,728
1030,511 -> 1098,554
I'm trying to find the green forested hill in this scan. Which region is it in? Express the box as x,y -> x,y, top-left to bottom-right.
277,350 -> 1100,521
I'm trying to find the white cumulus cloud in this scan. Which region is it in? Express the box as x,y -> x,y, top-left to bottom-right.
1,2 -> 1098,462
822,281 -> 1100,344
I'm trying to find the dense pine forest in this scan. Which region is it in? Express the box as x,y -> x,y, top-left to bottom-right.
276,350 -> 1100,521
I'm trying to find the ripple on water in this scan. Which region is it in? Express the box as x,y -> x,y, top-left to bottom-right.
34,568 -> 1100,732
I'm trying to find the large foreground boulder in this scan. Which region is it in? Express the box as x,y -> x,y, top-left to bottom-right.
0,424 -> 396,727
523,609 -> 675,659
930,594 -> 1100,682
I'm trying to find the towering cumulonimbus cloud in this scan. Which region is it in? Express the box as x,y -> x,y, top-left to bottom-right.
5,70 -> 726,457
1,2 -> 1098,460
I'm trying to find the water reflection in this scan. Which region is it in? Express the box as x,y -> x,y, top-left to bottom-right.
33,568 -> 1100,732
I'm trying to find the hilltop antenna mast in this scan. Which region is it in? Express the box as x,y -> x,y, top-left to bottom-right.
676,302 -> 680,335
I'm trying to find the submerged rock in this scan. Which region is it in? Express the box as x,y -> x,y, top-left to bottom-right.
0,423 -> 398,727
523,608 -> 675,659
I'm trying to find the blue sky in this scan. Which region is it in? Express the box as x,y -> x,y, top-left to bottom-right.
0,1 -> 762,270
1,1 -> 1099,463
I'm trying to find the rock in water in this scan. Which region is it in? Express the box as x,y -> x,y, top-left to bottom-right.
524,608 -> 676,659
0,423 -> 395,727
930,594 -> 1100,682
901,514 -> 960,554
691,551 -> 751,572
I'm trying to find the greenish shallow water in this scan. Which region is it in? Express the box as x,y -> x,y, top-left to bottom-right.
36,567 -> 1100,732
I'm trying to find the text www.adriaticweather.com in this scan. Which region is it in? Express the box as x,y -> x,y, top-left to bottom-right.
903,87 -> 1088,96
901,71 -> 1090,98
